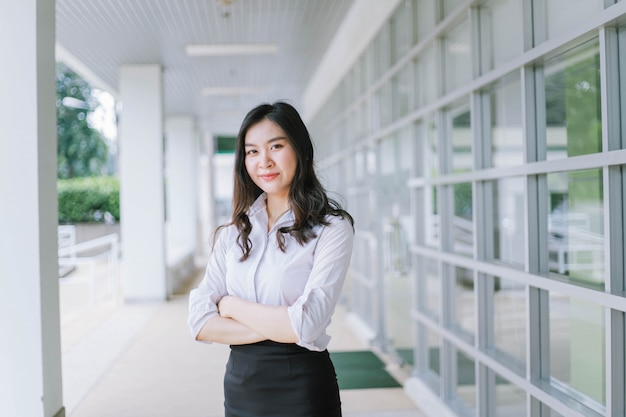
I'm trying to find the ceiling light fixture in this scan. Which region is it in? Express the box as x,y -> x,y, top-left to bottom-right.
201,86 -> 267,96
185,43 -> 278,56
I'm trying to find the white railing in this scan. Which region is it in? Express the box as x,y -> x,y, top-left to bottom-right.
58,228 -> 121,305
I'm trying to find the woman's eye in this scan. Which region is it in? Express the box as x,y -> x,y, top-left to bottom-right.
246,149 -> 257,155
271,144 -> 283,150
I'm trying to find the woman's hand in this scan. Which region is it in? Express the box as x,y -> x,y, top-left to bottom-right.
217,295 -> 235,318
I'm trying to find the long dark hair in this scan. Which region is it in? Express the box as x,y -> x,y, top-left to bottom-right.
221,101 -> 353,261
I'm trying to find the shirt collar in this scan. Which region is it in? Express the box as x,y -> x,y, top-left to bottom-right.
247,193 -> 295,225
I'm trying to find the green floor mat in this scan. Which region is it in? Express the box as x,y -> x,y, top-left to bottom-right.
330,350 -> 401,390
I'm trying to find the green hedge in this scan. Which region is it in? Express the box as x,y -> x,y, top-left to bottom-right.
58,176 -> 120,223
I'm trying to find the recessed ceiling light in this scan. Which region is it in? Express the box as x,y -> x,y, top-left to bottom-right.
185,43 -> 278,56
201,86 -> 267,96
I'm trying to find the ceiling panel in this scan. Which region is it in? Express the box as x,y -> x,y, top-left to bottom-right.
56,0 -> 355,133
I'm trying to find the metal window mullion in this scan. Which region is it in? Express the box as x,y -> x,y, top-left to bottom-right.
477,362 -> 495,417
469,5 -> 482,79
602,25 -> 626,417
599,27 -> 621,153
522,0 -> 535,51
373,144 -> 389,352
606,309 -> 625,417
620,28 -> 626,148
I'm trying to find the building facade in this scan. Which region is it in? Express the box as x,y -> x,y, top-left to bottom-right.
310,1 -> 626,416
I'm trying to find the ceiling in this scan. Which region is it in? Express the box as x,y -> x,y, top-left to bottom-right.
55,0 -> 355,135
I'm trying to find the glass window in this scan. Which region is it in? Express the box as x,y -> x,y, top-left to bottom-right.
380,135 -> 395,175
549,292 -> 606,405
424,114 -> 439,178
451,266 -> 475,341
443,20 -> 472,93
547,169 -> 604,288
542,0 -> 603,41
450,104 -> 472,174
373,24 -> 391,81
492,176 -> 525,267
479,0 -> 523,71
377,83 -> 393,128
452,182 -> 473,257
495,372 -> 527,417
425,326 -> 442,392
544,39 -> 602,161
416,254 -> 440,320
489,75 -> 524,168
415,0 -> 438,42
416,45 -> 439,106
393,65 -> 413,119
443,0 -> 464,17
492,276 -> 526,371
454,349 -> 477,413
391,0 -> 413,63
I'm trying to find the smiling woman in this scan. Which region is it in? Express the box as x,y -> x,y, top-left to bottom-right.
188,101 -> 354,417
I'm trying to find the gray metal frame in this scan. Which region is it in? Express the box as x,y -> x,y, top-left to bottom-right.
311,1 -> 626,416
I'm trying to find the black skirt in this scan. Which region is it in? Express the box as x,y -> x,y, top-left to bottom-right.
224,340 -> 342,417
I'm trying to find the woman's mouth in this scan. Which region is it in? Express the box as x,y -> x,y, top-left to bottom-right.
259,173 -> 279,181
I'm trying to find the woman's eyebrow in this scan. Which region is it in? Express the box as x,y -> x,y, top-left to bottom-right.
245,136 -> 287,147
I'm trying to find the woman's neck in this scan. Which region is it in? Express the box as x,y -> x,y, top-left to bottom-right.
266,196 -> 290,231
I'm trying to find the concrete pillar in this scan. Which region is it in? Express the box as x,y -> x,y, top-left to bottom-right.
165,116 -> 198,255
119,65 -> 167,301
0,1 -> 65,416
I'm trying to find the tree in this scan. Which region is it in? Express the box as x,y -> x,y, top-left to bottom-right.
56,62 -> 109,179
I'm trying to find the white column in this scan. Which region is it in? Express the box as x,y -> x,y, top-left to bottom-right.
165,116 -> 198,255
119,65 -> 167,301
0,1 -> 64,417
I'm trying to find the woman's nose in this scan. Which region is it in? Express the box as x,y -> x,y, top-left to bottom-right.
260,153 -> 274,168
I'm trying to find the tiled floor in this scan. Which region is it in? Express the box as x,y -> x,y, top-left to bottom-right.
60,269 -> 427,417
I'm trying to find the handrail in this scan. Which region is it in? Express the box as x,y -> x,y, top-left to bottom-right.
58,231 -> 121,305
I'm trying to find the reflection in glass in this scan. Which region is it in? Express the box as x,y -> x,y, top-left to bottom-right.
549,292 -> 605,405
479,0 -> 523,71
451,106 -> 472,173
543,0 -> 603,41
455,349 -> 476,413
391,0 -> 413,63
495,372 -> 526,417
490,76 -> 523,167
492,177 -> 525,266
544,39 -> 602,161
443,20 -> 472,93
416,0 -> 438,41
426,326 -> 441,393
493,276 -> 526,370
443,0 -> 464,17
419,256 -> 440,319
453,182 -> 473,257
547,169 -> 604,287
373,25 -> 391,81
452,266 -> 475,340
378,83 -> 393,128
416,46 -> 439,106
393,65 -> 412,119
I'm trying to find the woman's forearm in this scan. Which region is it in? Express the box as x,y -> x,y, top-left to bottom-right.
196,315 -> 267,345
219,296 -> 298,344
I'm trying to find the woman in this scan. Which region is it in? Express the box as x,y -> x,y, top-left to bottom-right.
188,101 -> 354,417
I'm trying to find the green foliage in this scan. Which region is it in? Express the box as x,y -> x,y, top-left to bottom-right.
58,176 -> 120,223
56,62 -> 109,179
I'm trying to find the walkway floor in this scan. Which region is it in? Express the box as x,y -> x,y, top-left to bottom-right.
60,268 -> 427,417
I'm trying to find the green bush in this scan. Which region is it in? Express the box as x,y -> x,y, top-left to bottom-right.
58,176 -> 120,223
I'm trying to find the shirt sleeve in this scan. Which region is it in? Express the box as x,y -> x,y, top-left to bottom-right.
187,228 -> 230,343
287,216 -> 354,351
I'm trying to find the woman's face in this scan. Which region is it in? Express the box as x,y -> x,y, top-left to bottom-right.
244,118 -> 298,201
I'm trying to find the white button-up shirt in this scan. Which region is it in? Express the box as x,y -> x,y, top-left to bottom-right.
188,194 -> 354,351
